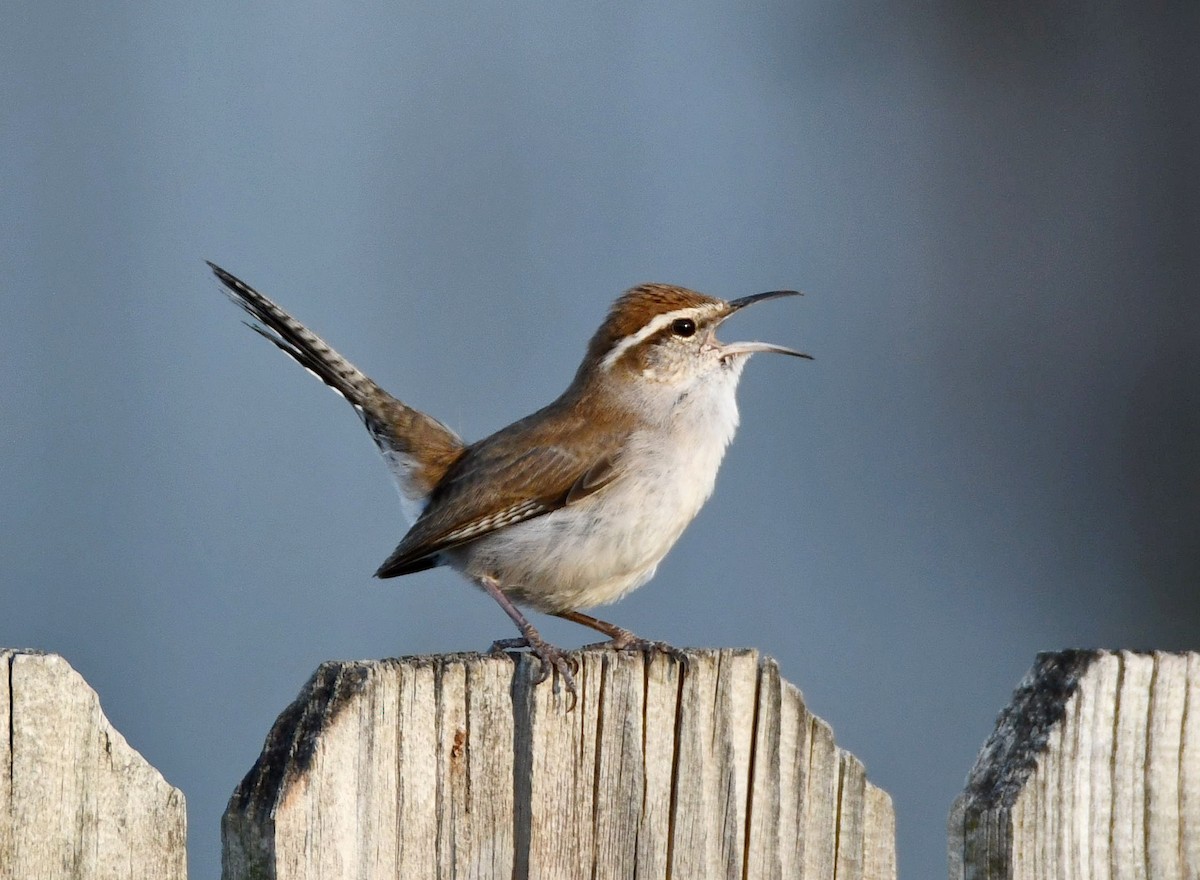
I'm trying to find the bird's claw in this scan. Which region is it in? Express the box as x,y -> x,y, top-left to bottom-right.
529,639 -> 579,709
489,634 -> 579,709
490,636 -> 530,653
584,633 -> 691,671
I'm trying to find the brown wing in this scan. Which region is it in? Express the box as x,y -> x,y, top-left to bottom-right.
373,442 -> 619,578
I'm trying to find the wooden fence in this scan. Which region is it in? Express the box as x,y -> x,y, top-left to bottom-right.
1,646 -> 1196,879
0,649 -> 186,880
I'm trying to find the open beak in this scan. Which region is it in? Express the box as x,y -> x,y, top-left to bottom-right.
718,289 -> 812,361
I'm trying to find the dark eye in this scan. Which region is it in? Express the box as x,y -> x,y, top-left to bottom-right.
671,318 -> 696,337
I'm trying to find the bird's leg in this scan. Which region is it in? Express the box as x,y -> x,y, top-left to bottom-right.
478,576 -> 578,704
553,610 -> 689,666
553,609 -> 634,642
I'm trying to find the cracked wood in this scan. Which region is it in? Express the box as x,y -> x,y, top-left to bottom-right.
222,647 -> 895,880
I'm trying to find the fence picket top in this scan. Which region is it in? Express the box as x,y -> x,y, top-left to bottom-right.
0,648 -> 187,880
950,649 -> 1200,880
223,647 -> 895,880
959,649 -> 1101,811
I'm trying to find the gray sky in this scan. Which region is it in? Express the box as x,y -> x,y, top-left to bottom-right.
4,3 -> 1197,878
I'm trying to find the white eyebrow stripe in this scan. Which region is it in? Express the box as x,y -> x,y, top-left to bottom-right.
599,304 -> 722,371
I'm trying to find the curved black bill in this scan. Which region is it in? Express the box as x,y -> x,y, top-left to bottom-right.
727,289 -> 803,311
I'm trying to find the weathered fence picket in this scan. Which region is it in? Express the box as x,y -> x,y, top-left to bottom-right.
949,650 -> 1200,880
221,648 -> 894,880
0,649 -> 187,880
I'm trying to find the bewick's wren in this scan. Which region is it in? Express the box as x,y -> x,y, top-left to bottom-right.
208,263 -> 808,702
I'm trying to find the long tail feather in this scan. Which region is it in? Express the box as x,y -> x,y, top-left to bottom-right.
207,261 -> 466,513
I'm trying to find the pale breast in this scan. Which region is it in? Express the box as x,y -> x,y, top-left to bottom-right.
453,375 -> 742,612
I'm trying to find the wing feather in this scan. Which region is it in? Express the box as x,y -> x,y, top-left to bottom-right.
374,442 -> 618,578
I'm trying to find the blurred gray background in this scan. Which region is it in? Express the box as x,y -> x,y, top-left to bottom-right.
4,3 -> 1197,878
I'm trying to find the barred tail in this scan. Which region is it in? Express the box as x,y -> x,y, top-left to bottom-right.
207,261 -> 383,408
207,261 -> 465,512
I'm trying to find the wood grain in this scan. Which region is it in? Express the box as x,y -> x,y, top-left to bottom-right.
949,650 -> 1200,880
222,648 -> 895,880
0,649 -> 187,880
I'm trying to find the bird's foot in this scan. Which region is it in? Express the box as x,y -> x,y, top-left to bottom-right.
489,634 -> 580,709
583,628 -> 691,670
490,636 -> 530,653
477,574 -> 580,708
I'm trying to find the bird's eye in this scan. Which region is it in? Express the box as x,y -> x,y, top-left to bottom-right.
671,318 -> 697,338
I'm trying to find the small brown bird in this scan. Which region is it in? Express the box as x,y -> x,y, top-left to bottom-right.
209,263 -> 808,702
